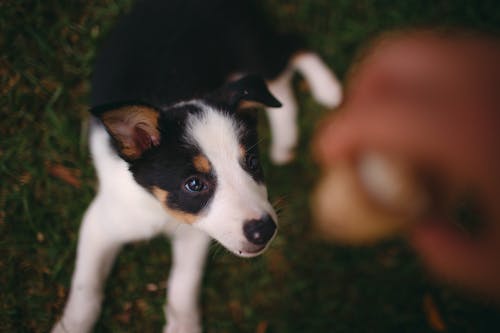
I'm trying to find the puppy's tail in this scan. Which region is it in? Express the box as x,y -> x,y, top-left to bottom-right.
291,52 -> 343,108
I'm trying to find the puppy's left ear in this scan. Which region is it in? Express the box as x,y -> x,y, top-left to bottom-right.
210,75 -> 282,110
91,104 -> 160,161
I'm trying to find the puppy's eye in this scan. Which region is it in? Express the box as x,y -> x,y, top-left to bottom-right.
246,154 -> 260,171
184,176 -> 208,193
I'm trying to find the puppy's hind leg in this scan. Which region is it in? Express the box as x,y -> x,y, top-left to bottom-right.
266,69 -> 298,165
164,225 -> 211,333
265,52 -> 342,165
292,52 -> 342,109
52,198 -> 122,333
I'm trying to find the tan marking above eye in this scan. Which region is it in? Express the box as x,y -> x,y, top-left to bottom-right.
239,145 -> 247,159
151,186 -> 198,224
193,155 -> 211,173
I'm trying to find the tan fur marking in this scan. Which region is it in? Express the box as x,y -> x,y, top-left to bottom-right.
238,100 -> 264,110
193,155 -> 211,173
239,145 -> 246,159
102,106 -> 160,159
151,186 -> 198,224
290,50 -> 310,63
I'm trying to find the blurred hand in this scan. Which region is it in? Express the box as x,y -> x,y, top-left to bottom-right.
313,30 -> 500,296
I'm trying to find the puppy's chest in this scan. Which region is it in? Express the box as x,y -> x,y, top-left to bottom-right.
91,132 -> 185,237
105,172 -> 184,237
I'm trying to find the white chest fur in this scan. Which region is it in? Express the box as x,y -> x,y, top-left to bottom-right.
89,123 -> 181,240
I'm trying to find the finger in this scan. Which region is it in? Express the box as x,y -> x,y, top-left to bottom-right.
410,220 -> 500,296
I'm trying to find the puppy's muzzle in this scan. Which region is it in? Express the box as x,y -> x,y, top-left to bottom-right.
243,214 -> 277,246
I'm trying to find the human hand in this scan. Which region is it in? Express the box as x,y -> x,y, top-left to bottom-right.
312,30 -> 500,296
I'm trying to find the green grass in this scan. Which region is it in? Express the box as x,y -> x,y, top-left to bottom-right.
1,0 -> 500,332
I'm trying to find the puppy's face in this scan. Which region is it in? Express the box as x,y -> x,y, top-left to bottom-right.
92,76 -> 281,257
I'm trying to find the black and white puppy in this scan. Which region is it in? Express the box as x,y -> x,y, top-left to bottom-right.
53,1 -> 341,332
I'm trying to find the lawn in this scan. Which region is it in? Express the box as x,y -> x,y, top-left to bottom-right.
1,0 -> 500,332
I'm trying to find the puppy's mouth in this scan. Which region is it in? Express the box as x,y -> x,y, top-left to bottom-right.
231,243 -> 269,258
235,236 -> 276,258
236,245 -> 267,258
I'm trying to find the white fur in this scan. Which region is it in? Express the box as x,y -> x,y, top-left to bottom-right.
291,52 -> 342,108
186,107 -> 277,256
266,68 -> 298,164
52,105 -> 276,333
52,49 -> 340,332
266,51 -> 342,164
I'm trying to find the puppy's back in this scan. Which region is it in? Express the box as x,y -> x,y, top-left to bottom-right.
91,0 -> 301,107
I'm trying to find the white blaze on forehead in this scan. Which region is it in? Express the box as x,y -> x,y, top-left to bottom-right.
186,105 -> 243,171
185,104 -> 272,214
184,103 -> 277,256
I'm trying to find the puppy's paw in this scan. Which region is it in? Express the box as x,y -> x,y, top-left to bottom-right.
165,304 -> 202,333
164,321 -> 202,333
293,52 -> 343,108
312,76 -> 343,109
270,145 -> 295,165
51,320 -> 87,333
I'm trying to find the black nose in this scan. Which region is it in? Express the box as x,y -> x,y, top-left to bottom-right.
243,215 -> 277,245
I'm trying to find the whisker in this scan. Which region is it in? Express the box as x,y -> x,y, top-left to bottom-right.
272,196 -> 290,216
247,137 -> 265,152
208,241 -> 226,262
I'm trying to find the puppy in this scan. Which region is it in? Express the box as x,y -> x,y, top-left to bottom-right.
52,1 -> 341,332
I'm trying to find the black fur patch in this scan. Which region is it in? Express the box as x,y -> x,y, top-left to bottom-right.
126,102 -> 266,215
90,0 -> 288,214
236,110 -> 265,183
129,104 -> 217,215
90,0 -> 301,108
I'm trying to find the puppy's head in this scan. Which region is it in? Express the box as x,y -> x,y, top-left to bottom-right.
92,76 -> 281,257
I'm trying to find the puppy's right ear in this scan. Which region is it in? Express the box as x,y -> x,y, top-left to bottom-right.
91,104 -> 161,161
208,75 -> 282,110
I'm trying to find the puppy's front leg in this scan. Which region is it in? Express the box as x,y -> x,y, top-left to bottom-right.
164,226 -> 211,333
52,200 -> 122,333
